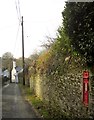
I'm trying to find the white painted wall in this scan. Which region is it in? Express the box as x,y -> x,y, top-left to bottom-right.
11,61 -> 16,82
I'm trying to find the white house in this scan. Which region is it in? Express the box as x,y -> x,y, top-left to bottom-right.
11,61 -> 16,82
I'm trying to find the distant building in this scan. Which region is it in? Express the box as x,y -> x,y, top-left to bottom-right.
15,66 -> 22,73
3,69 -> 9,78
11,60 -> 16,82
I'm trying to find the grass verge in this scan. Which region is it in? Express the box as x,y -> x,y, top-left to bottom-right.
19,84 -> 49,118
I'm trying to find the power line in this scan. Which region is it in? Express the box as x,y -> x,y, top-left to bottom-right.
14,0 -> 22,58
18,0 -> 21,19
15,0 -> 21,22
13,22 -> 21,57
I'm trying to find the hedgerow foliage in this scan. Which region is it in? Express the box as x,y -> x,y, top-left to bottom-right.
28,2 -> 94,76
27,3 -> 94,118
29,27 -> 76,76
63,2 -> 94,66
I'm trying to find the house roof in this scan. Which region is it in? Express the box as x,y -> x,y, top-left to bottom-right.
15,66 -> 22,72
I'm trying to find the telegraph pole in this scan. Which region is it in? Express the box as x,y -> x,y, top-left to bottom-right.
21,16 -> 25,85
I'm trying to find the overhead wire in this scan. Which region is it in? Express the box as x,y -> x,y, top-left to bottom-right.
13,0 -> 22,58
13,22 -> 21,57
18,0 -> 21,20
15,0 -> 21,22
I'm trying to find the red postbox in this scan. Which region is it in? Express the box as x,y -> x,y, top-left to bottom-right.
83,71 -> 89,106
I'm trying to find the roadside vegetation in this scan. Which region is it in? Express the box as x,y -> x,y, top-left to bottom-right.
19,83 -> 71,119
19,84 -> 50,118
2,2 -> 94,119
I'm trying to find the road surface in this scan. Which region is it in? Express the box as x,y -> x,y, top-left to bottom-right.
2,83 -> 39,119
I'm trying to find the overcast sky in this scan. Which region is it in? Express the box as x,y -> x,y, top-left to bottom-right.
0,0 -> 66,58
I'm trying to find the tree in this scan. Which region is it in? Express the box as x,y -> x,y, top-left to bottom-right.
63,2 -> 94,66
41,36 -> 55,49
16,57 -> 23,68
2,52 -> 13,71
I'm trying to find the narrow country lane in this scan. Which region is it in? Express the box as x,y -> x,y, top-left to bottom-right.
2,83 -> 39,119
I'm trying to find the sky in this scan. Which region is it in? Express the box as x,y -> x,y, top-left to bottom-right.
0,0 -> 66,58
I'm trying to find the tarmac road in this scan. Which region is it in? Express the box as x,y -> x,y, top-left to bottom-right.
2,83 -> 39,119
